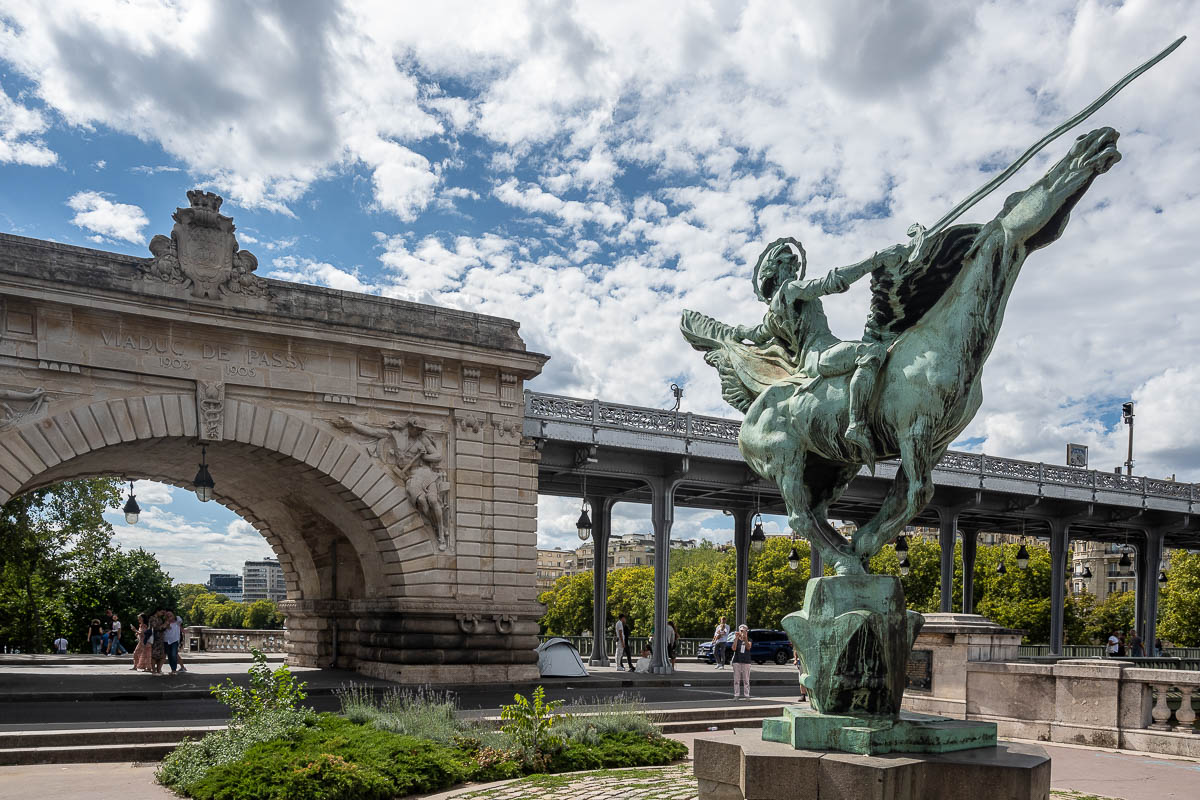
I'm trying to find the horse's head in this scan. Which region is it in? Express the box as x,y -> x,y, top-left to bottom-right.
1039,126 -> 1122,204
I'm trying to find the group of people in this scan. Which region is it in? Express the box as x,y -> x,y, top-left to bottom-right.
73,608 -> 186,675
82,610 -> 129,656
612,614 -> 680,673
1106,629 -> 1171,658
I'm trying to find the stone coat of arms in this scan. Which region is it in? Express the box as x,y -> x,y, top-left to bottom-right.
145,190 -> 268,300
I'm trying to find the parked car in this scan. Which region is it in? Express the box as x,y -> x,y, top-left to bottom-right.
696,628 -> 794,665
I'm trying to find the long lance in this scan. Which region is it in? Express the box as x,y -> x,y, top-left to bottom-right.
906,34 -> 1186,262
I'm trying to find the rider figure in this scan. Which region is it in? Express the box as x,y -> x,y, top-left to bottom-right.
732,237 -> 906,466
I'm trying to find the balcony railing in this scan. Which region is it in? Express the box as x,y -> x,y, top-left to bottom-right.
184,626 -> 286,653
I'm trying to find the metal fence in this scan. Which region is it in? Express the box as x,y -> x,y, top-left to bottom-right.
1018,644 -> 1200,671
539,635 -> 710,659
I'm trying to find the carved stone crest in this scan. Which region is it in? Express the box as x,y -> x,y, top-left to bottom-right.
146,190 -> 269,300
0,386 -> 47,431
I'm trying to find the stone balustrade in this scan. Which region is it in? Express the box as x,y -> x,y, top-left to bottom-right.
184,626 -> 286,654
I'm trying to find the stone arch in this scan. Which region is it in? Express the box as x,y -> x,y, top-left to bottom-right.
0,392 -> 416,666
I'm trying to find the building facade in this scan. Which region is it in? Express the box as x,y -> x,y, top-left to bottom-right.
206,572 -> 244,603
1071,540 -> 1139,602
243,558 -> 287,603
535,547 -> 570,593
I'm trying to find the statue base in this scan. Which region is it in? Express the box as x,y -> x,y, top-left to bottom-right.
695,729 -> 1049,800
762,706 -> 997,755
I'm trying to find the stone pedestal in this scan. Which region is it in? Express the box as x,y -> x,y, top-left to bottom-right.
694,729 -> 1050,800
901,613 -> 1023,718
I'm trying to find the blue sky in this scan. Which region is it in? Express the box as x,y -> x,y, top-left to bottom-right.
2,1 -> 1199,583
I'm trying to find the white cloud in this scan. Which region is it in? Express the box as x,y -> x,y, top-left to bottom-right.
66,190 -> 148,243
0,82 -> 56,166
269,255 -> 381,294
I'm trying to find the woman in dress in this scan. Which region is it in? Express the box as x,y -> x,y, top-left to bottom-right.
149,610 -> 168,675
130,613 -> 151,672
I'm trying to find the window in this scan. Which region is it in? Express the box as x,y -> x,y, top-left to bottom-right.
1108,581 -> 1116,594
1121,581 -> 1129,593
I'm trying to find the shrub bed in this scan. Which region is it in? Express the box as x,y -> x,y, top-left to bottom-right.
158,660 -> 687,800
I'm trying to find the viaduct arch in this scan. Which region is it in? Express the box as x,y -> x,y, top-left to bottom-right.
0,191 -> 547,683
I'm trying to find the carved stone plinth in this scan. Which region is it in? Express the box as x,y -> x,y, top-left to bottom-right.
695,730 -> 1049,800
783,575 -> 923,715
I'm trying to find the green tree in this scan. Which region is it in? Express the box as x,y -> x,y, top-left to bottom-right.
1159,550 -> 1200,647
244,599 -> 281,630
1086,589 -> 1136,645
68,547 -> 178,651
176,583 -> 210,613
0,478 -> 122,652
745,537 -> 810,630
537,572 -> 592,635
607,565 -> 654,637
213,602 -> 247,629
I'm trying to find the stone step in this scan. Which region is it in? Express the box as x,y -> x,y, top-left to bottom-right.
0,704 -> 792,764
0,741 -> 179,766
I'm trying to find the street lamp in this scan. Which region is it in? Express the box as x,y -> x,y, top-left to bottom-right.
787,545 -> 800,570
1122,401 -> 1135,476
1016,543 -> 1030,570
122,480 -> 140,524
750,514 -> 766,552
895,534 -> 908,555
996,559 -> 1007,576
899,555 -> 911,577
1117,546 -> 1132,570
192,445 -> 215,502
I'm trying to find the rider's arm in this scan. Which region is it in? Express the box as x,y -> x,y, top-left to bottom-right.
785,246 -> 906,302
732,322 -> 769,344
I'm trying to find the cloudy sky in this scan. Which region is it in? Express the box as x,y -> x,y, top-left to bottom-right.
1,1 -> 1197,582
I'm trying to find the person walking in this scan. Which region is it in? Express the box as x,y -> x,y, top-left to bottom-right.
712,616 -> 730,669
666,621 -> 679,667
731,624 -> 753,699
614,613 -> 634,672
163,611 -> 182,676
131,613 -> 151,672
52,635 -> 68,654
108,615 -> 128,656
1105,630 -> 1119,657
99,612 -> 112,655
1127,629 -> 1144,657
1154,638 -> 1165,657
87,619 -> 103,654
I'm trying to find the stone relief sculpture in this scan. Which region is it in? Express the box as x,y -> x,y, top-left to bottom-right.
145,190 -> 269,300
196,381 -> 225,441
0,386 -> 47,430
681,37 -> 1181,748
332,416 -> 453,551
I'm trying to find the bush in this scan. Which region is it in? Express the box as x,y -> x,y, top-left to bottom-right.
186,715 -> 473,800
501,686 -> 563,755
556,693 -> 660,745
211,648 -> 306,720
336,684 -> 466,744
549,731 -> 688,772
156,707 -> 313,792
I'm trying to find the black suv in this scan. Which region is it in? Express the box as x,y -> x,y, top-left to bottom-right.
696,628 -> 794,665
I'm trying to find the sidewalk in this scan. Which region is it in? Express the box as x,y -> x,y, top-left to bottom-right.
2,738 -> 1197,800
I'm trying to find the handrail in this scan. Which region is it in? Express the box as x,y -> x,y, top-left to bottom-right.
525,390 -> 1199,502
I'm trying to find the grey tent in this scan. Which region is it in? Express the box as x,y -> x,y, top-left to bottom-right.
537,637 -> 589,677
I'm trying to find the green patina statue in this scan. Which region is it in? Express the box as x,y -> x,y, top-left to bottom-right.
681,37 -> 1182,749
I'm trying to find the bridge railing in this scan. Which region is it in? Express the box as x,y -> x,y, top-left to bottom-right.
525,390 -> 1200,502
539,635 -> 708,659
184,626 -> 286,653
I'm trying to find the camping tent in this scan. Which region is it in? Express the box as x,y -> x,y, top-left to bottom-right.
537,637 -> 589,677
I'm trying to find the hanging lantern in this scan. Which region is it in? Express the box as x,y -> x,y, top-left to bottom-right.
1117,549 -> 1132,569
1083,566 -> 1093,579
1016,543 -> 1030,570
787,546 -> 800,571
122,480 -> 140,525
996,560 -> 1007,575
895,534 -> 908,554
576,503 -> 593,541
1158,570 -> 1168,584
899,555 -> 911,577
192,446 -> 215,502
750,514 -> 766,552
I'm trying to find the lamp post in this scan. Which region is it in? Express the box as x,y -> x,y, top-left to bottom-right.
750,514 -> 766,552
1122,401 -> 1135,476
576,503 -> 593,541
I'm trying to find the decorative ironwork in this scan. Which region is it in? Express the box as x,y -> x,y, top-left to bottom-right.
522,391 -> 1200,502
